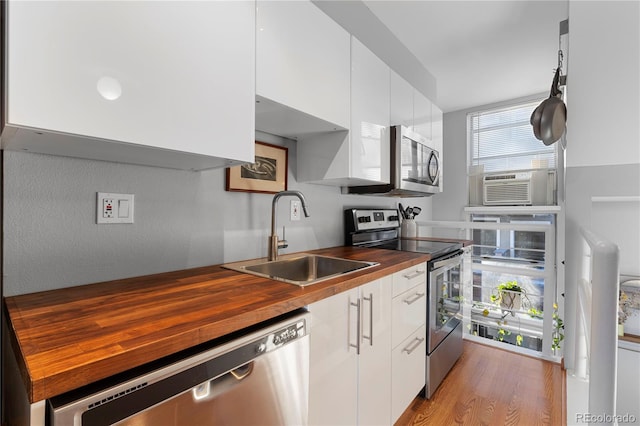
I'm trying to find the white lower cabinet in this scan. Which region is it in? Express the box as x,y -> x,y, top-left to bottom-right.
308,276 -> 392,425
391,264 -> 428,423
392,325 -> 427,422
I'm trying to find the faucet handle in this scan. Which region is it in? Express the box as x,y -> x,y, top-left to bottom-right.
278,226 -> 288,249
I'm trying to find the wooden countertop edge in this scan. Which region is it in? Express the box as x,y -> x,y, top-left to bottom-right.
620,333 -> 640,344
5,247 -> 429,402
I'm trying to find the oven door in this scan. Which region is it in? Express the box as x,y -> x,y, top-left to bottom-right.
427,252 -> 462,353
397,126 -> 440,194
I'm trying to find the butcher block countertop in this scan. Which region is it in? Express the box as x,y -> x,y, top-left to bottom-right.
5,246 -> 432,403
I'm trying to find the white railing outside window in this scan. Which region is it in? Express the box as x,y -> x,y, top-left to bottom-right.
569,227 -> 619,421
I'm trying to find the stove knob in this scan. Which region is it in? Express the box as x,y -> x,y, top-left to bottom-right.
257,342 -> 267,354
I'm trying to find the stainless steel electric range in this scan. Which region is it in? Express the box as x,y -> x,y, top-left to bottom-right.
344,208 -> 464,399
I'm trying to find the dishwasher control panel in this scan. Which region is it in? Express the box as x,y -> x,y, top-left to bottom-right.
273,322 -> 304,346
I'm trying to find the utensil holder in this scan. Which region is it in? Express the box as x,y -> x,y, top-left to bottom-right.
401,219 -> 417,238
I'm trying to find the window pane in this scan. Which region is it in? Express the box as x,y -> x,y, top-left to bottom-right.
468,213 -> 554,355
469,100 -> 557,173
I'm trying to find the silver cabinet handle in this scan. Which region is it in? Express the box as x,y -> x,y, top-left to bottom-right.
402,337 -> 425,355
403,292 -> 426,305
349,299 -> 361,355
362,293 -> 373,346
403,270 -> 425,280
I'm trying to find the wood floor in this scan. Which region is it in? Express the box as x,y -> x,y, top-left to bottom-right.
395,340 -> 565,426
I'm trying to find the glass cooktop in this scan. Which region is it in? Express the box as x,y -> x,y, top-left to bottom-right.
369,239 -> 462,258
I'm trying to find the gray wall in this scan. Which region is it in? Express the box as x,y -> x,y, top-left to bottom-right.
3,132 -> 433,296
562,0 -> 640,384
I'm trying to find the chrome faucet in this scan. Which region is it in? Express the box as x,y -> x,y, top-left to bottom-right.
268,190 -> 310,261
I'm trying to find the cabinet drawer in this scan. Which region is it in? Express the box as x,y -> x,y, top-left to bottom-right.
392,283 -> 426,348
392,263 -> 427,297
391,325 -> 426,423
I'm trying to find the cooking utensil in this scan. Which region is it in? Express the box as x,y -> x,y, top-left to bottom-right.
530,103 -> 544,140
539,96 -> 566,145
405,207 -> 413,219
411,207 -> 422,217
398,203 -> 407,219
530,68 -> 566,145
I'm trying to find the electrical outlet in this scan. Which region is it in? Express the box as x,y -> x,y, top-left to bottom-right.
290,200 -> 301,221
103,198 -> 114,218
97,192 -> 135,224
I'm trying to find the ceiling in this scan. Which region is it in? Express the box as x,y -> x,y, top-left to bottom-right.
363,0 -> 569,113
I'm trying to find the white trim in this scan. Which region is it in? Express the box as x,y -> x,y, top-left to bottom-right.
591,196 -> 640,203
464,205 -> 562,214
463,334 -> 561,364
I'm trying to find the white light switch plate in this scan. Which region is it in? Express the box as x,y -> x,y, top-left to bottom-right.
97,192 -> 134,224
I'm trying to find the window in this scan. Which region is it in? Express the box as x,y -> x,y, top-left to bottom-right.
468,100 -> 558,174
468,213 -> 557,356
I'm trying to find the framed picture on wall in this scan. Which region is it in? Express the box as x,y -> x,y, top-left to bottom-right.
225,141 -> 288,194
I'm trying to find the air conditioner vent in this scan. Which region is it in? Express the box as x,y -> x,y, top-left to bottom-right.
483,172 -> 532,205
484,174 -> 517,181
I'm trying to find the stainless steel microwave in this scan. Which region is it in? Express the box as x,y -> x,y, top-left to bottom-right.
344,125 -> 441,197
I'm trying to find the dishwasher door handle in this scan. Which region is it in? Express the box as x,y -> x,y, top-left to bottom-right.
192,361 -> 255,402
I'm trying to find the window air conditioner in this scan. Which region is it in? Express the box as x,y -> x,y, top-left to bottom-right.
483,172 -> 532,205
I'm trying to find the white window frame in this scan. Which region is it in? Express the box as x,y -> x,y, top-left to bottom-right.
467,98 -> 559,176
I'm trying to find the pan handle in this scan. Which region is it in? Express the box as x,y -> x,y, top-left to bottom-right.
550,68 -> 562,98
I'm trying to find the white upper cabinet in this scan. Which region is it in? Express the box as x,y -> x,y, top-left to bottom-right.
255,0 -> 350,138
390,70 -> 414,129
297,36 -> 390,186
350,36 -> 391,184
390,70 -> 434,140
413,90 -> 433,141
2,1 -> 256,170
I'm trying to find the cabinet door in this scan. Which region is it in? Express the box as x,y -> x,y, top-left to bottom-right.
392,262 -> 428,297
350,36 -> 390,184
413,90 -> 432,140
256,0 -> 350,129
5,1 -> 255,167
391,325 -> 427,423
358,276 -> 392,425
392,282 -> 427,349
390,70 -> 414,128
308,288 -> 358,426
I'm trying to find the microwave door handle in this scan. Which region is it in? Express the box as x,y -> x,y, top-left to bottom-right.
428,151 -> 439,182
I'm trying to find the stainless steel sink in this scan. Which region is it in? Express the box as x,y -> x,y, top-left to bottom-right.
222,254 -> 379,287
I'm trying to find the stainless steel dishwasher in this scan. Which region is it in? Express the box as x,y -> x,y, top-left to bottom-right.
48,310 -> 310,426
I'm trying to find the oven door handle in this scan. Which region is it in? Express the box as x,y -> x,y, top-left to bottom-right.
432,254 -> 461,270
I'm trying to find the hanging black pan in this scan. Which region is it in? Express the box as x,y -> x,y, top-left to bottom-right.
531,68 -> 566,145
